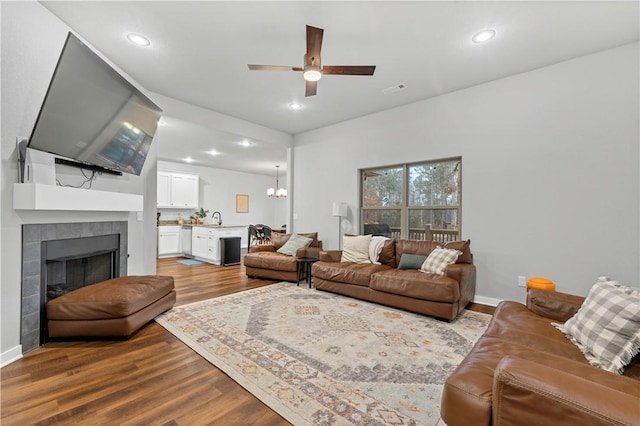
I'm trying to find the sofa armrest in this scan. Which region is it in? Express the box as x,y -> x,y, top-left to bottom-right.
318,250 -> 342,262
493,356 -> 640,426
446,264 -> 476,310
526,289 -> 584,322
249,245 -> 275,253
296,246 -> 322,258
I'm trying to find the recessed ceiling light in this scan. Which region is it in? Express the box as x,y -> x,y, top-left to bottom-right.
289,102 -> 302,110
239,140 -> 253,147
472,29 -> 496,44
126,33 -> 151,47
184,157 -> 194,163
209,149 -> 220,156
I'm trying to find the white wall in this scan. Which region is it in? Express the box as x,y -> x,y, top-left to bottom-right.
0,2 -> 158,362
293,43 -> 639,303
157,160 -> 287,236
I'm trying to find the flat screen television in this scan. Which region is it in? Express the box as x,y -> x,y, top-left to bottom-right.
27,32 -> 162,176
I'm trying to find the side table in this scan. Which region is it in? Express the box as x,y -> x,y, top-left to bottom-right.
296,257 -> 319,288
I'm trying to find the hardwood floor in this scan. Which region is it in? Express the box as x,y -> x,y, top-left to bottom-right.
1,256 -> 495,425
1,257 -> 288,426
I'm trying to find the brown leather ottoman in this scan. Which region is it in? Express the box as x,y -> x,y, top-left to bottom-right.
46,275 -> 176,338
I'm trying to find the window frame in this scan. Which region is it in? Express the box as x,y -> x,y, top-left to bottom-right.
359,157 -> 462,240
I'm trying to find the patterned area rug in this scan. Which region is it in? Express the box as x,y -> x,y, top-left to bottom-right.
155,283 -> 490,425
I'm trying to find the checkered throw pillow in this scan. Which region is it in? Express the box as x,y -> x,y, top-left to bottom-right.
553,277 -> 640,374
420,247 -> 462,276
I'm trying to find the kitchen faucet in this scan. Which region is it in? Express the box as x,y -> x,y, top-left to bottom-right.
212,211 -> 222,226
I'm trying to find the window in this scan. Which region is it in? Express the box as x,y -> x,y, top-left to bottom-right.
361,158 -> 461,241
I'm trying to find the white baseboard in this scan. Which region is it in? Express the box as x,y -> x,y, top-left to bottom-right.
1,345 -> 23,368
473,295 -> 502,307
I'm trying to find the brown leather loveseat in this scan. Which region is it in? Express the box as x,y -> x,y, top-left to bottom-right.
244,232 -> 323,282
311,239 -> 476,321
441,288 -> 640,425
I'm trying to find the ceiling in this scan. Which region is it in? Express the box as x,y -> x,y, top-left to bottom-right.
39,1 -> 639,175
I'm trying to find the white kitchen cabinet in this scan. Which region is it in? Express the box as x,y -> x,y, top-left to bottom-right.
157,172 -> 172,207
157,172 -> 199,208
192,230 -> 208,259
170,174 -> 199,208
191,226 -> 245,265
158,226 -> 182,256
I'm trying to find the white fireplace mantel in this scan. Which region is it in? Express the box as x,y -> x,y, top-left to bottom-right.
13,183 -> 143,211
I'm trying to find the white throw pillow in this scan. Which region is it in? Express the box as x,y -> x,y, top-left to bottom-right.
369,236 -> 390,265
552,277 -> 640,374
420,247 -> 461,276
341,235 -> 373,264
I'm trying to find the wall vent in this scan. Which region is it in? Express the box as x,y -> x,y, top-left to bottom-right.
381,84 -> 407,94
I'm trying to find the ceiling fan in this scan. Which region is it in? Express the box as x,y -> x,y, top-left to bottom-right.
248,25 -> 376,97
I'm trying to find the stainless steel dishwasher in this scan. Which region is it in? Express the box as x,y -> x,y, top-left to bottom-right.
181,226 -> 193,257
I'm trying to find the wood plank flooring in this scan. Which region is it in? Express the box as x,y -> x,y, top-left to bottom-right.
1,256 -> 494,425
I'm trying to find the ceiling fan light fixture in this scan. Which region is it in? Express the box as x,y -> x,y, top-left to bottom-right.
303,67 -> 322,82
472,29 -> 496,43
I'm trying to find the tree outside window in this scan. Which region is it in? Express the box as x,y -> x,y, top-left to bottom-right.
361,158 -> 461,240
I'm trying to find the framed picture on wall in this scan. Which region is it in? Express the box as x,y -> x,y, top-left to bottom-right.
236,194 -> 249,213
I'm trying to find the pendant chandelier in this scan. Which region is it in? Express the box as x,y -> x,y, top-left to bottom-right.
267,165 -> 287,198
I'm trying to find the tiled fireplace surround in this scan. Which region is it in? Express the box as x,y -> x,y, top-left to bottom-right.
21,221 -> 128,353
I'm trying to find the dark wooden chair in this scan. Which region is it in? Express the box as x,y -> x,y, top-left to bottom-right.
248,224 -> 262,245
262,225 -> 272,243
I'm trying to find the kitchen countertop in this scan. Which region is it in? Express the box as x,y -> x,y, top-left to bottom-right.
158,221 -> 246,228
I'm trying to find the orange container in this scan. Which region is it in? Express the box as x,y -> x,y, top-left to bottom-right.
527,277 -> 555,292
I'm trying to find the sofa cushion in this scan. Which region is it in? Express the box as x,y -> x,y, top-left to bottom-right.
370,269 -> 460,303
485,301 -> 589,362
443,240 -> 473,264
312,261 -> 391,287
378,238 -> 397,267
553,278 -> 640,374
420,247 -> 462,276
397,253 -> 428,270
276,233 -> 312,256
243,251 -> 298,272
395,240 -> 440,266
341,235 -> 372,264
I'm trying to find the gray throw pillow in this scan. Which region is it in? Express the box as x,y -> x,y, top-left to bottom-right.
397,254 -> 428,270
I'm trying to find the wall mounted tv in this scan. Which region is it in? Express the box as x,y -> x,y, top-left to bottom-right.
27,32 -> 162,176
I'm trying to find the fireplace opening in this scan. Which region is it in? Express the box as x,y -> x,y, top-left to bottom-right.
40,234 -> 120,343
46,252 -> 116,300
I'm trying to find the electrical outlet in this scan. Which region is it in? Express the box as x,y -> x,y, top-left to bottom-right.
518,276 -> 527,287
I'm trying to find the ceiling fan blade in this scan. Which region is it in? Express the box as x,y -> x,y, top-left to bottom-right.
248,65 -> 301,71
322,65 -> 376,76
306,25 -> 324,66
305,80 -> 318,97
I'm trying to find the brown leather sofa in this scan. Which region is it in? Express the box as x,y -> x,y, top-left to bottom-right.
441,288 -> 640,426
244,232 -> 323,282
311,239 -> 476,321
